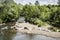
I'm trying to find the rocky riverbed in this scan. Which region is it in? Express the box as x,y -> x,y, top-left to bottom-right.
11,22 -> 60,38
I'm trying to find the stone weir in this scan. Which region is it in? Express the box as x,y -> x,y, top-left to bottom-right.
12,22 -> 60,38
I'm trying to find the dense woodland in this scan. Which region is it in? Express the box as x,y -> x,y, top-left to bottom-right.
0,0 -> 60,28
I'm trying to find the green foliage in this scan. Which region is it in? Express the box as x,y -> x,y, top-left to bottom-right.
0,2 -> 19,23
0,19 -> 3,24
4,4 -> 19,23
39,6 -> 51,21
48,27 -> 57,32
21,4 -> 40,22
49,6 -> 60,27
35,1 -> 39,5
34,19 -> 46,26
3,0 -> 14,4
0,0 -> 60,28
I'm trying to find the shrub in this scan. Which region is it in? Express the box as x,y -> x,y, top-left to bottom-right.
34,19 -> 46,27
48,27 -> 57,32
0,19 -> 2,24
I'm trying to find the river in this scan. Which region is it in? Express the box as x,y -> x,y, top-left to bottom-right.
0,29 -> 60,40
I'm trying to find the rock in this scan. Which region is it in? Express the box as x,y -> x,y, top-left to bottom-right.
24,27 -> 28,30
1,26 -> 8,30
57,30 -> 60,32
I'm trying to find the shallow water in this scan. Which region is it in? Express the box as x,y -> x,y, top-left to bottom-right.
0,29 -> 60,40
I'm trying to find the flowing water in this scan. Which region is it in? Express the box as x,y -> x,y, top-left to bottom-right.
0,29 -> 60,40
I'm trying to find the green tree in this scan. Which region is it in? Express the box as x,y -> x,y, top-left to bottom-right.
35,1 -> 39,5
39,6 -> 51,21
0,1 -> 19,23
3,0 -> 14,4
21,4 -> 40,22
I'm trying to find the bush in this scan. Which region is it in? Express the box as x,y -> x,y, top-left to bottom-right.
0,19 -> 2,24
48,27 -> 57,32
29,18 -> 36,24
34,19 -> 46,27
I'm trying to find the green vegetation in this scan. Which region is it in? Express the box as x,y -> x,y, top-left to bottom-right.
48,27 -> 60,32
0,0 -> 19,23
34,19 -> 46,27
0,0 -> 60,29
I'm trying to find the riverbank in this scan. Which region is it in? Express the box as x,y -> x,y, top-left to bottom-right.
0,22 -> 60,38
12,22 -> 60,38
17,29 -> 60,38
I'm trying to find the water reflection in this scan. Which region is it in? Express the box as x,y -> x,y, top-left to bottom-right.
0,29 -> 16,40
13,33 -> 35,40
13,32 -> 57,40
0,29 -> 60,40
